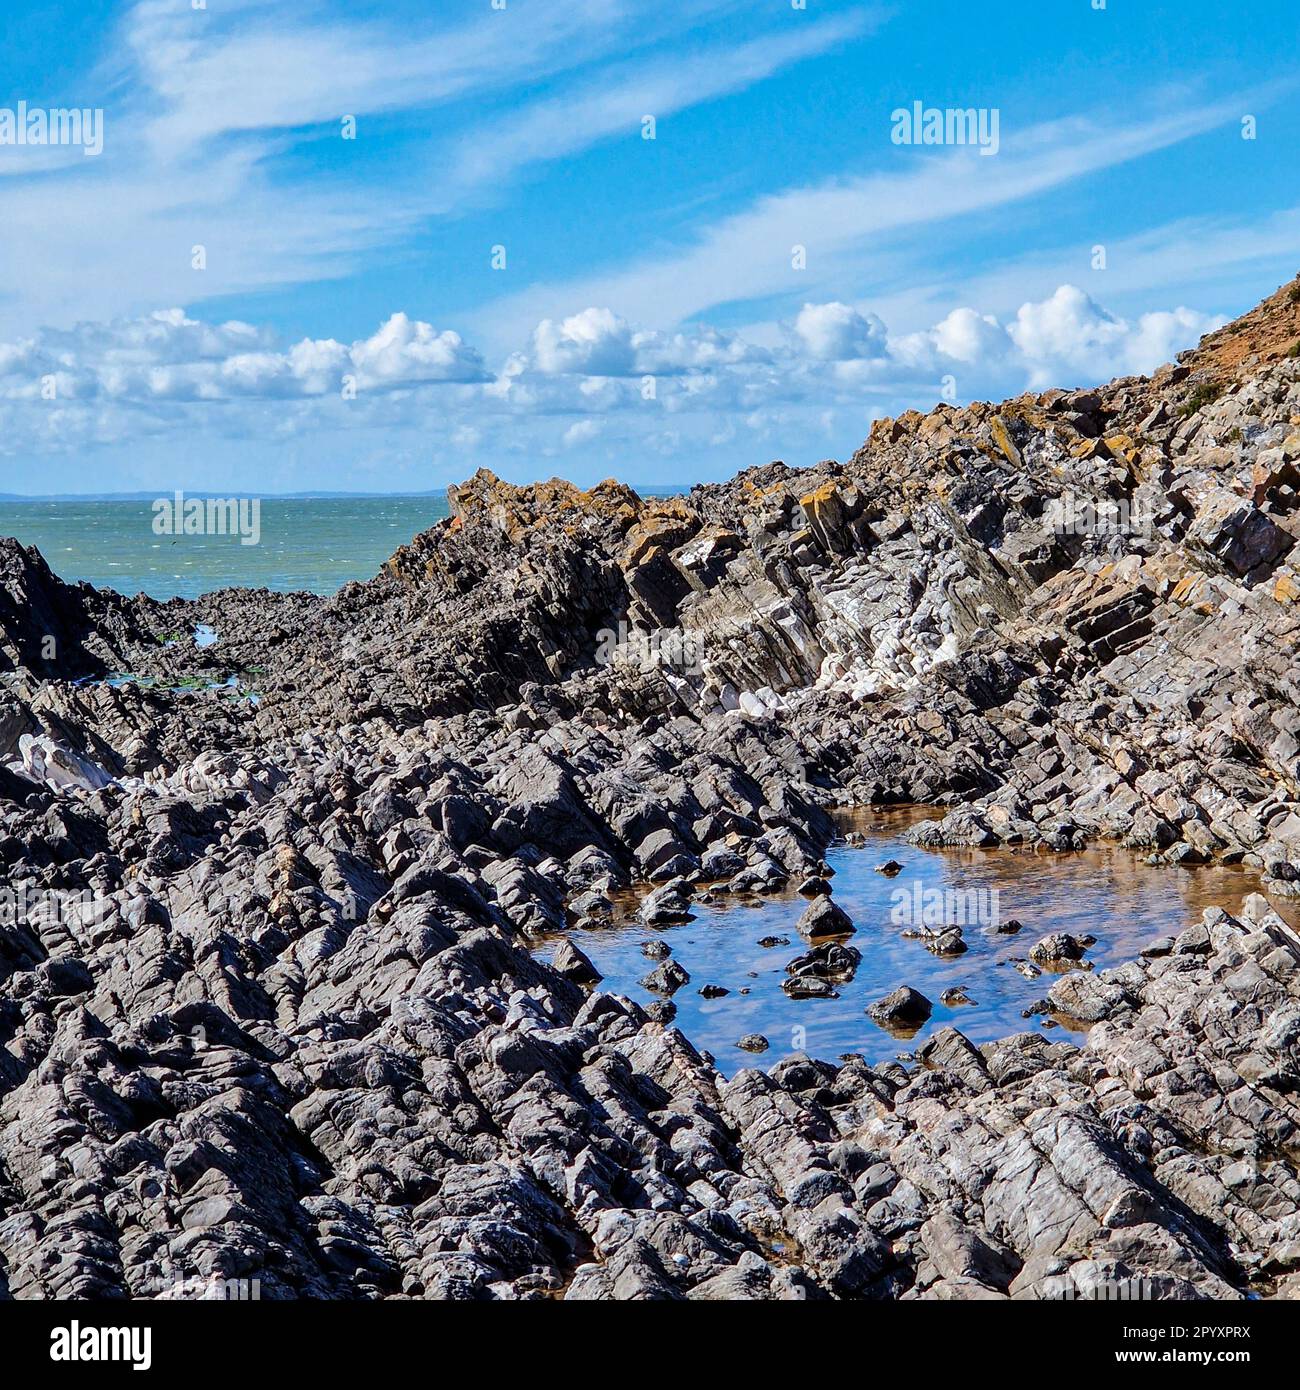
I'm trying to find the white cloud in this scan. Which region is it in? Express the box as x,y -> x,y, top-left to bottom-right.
348,314 -> 486,389
1007,285 -> 1222,386
0,308 -> 485,409
533,308 -> 637,376
0,285 -> 1222,476
563,420 -> 602,448
474,96 -> 1251,350
1008,284 -> 1126,383
1122,306 -> 1224,375
930,307 -> 1009,365
529,307 -> 765,377
792,302 -> 888,360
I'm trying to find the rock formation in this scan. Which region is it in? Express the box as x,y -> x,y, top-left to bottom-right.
1,280 -> 1299,1299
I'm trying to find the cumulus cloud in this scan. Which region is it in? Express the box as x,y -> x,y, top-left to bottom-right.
1006,285 -> 1223,386
792,302 -> 888,361
1008,284 -> 1126,383
889,285 -> 1222,389
0,308 -> 486,406
528,307 -> 767,377
532,308 -> 637,376
1120,306 -> 1223,376
348,314 -> 487,389
930,307 -> 1009,365
0,287 -> 1222,471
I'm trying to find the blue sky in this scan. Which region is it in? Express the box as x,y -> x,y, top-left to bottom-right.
0,0 -> 1296,495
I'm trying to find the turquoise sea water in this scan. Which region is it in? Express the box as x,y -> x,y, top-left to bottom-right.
0,488 -> 684,600
0,496 -> 453,600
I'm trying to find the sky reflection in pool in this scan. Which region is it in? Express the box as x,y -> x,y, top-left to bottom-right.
540,808 -> 1298,1077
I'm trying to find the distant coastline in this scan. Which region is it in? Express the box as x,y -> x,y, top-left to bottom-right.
0,489 -> 448,502
0,484 -> 684,503
0,485 -> 685,600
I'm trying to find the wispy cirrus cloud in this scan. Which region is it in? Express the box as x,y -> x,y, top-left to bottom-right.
123,0 -> 732,152
0,0 -> 871,335
473,91 -> 1257,347
445,9 -> 881,203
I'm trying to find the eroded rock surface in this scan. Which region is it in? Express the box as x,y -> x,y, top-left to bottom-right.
1,282 -> 1300,1299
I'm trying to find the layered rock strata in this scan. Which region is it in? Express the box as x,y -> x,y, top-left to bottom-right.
1,281 -> 1299,1300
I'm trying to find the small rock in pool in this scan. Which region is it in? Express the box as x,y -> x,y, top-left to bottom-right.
699,984 -> 729,998
995,918 -> 1024,934
782,976 -> 839,999
640,959 -> 690,995
641,939 -> 671,960
1028,931 -> 1093,965
940,986 -> 974,1006
757,935 -> 790,948
786,941 -> 861,983
867,986 -> 933,1031
1015,960 -> 1042,979
875,859 -> 905,876
925,927 -> 967,956
798,896 -> 855,941
639,880 -> 694,925
726,868 -> 771,894
798,875 -> 832,897
737,1034 -> 770,1053
570,889 -> 613,919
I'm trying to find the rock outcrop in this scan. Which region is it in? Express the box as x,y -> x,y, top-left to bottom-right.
1,279 -> 1300,1300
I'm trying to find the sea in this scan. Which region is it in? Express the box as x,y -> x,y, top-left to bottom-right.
0,490 -> 686,600
0,496 -> 455,600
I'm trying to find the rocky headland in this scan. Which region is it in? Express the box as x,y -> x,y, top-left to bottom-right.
1,281 -> 1300,1300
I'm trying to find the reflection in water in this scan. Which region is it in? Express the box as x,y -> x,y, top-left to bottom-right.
539,807 -> 1298,1078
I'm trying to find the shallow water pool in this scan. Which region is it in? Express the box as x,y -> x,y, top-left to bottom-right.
539,808 -> 1299,1076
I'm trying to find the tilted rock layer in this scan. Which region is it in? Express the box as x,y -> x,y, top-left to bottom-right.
1,281 -> 1300,1300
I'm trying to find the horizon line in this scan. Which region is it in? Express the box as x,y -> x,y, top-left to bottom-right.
0,483 -> 688,502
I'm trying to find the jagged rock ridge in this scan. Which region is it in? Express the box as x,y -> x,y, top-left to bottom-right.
0,280 -> 1298,1300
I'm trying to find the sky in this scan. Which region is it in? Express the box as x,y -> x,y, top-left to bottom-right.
0,0 -> 1296,496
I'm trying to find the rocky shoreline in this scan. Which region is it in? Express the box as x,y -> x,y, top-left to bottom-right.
1,282 -> 1299,1299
